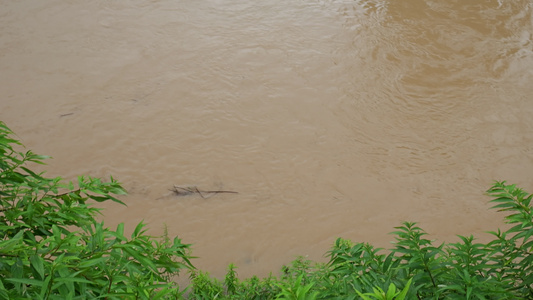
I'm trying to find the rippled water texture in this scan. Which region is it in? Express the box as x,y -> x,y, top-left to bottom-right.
1,0 -> 532,278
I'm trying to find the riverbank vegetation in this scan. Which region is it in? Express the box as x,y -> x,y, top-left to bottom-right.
1,120 -> 532,299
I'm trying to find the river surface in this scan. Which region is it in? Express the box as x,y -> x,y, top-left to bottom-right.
1,0 -> 532,278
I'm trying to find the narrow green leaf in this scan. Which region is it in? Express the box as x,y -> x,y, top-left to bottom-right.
6,278 -> 44,286
78,257 -> 108,269
385,283 -> 397,299
30,254 -> 45,279
395,278 -> 412,300
0,230 -> 24,251
53,276 -> 94,284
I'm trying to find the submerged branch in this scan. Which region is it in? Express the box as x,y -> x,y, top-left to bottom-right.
170,186 -> 238,199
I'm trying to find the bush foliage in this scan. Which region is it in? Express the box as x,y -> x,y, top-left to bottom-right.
1,120 -> 532,299
0,122 -> 193,299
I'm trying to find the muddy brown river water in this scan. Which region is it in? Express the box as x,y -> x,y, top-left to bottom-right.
1,0 -> 532,279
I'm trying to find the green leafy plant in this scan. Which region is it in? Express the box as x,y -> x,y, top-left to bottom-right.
188,270 -> 224,299
237,274 -> 280,300
355,278 -> 412,300
187,266 -> 281,299
276,274 -> 318,300
225,263 -> 239,296
486,182 -> 533,297
391,222 -> 446,298
0,121 -> 193,299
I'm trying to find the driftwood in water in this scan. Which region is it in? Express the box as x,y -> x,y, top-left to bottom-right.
170,185 -> 238,199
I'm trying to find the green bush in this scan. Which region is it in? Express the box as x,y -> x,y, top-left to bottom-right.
0,121 -> 193,299
2,120 -> 532,299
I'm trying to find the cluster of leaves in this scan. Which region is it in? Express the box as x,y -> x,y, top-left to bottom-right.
323,180 -> 533,299
184,253 -> 412,300
0,121 -> 194,299
2,120 -> 533,299
185,264 -> 280,299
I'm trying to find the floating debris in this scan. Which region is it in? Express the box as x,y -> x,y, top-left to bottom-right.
170,185 -> 238,199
